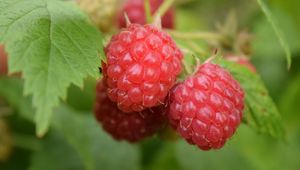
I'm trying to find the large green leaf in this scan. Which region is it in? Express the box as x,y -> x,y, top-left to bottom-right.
217,60 -> 285,139
0,0 -> 103,136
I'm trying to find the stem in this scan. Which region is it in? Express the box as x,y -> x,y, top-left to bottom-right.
144,0 -> 152,23
167,30 -> 224,41
186,41 -> 208,56
153,0 -> 175,18
12,133 -> 42,151
183,59 -> 193,75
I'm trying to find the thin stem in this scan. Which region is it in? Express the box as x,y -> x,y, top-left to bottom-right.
167,30 -> 224,41
183,59 -> 193,75
153,0 -> 174,18
144,0 -> 152,23
186,41 -> 208,56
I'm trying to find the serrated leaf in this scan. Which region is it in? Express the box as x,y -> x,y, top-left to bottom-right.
216,60 -> 285,139
256,0 -> 291,68
0,0 -> 103,136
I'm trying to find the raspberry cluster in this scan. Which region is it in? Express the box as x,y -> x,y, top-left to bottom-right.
94,22 -> 245,149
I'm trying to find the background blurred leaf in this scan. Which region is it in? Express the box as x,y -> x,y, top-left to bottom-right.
28,132 -> 84,170
256,0 -> 291,68
0,0 -> 103,136
175,139 -> 254,170
50,106 -> 141,170
146,142 -> 181,170
0,78 -> 140,170
0,77 -> 34,121
279,72 -> 300,132
66,78 -> 97,112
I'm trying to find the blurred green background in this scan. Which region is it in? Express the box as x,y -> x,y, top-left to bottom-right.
1,0 -> 300,169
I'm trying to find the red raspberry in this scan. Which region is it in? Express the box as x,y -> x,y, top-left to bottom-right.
94,80 -> 166,142
103,24 -> 183,112
118,0 -> 175,29
226,55 -> 256,73
167,63 -> 244,150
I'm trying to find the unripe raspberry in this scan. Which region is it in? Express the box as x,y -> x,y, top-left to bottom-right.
77,0 -> 119,32
0,45 -> 8,75
167,63 -> 244,150
94,80 -> 166,142
225,55 -> 256,73
118,0 -> 175,29
103,24 -> 183,112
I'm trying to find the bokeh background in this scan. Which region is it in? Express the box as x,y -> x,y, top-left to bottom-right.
1,0 -> 300,169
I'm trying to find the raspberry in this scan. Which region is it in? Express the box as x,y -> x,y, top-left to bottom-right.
94,80 -> 166,142
0,45 -> 8,75
167,63 -> 244,150
103,24 -> 183,112
226,55 -> 256,73
118,0 -> 175,29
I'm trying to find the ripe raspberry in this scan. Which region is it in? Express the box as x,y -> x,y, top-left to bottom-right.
0,45 -> 8,75
118,0 -> 175,29
226,55 -> 256,73
94,80 -> 166,142
167,63 -> 244,150
103,24 -> 183,112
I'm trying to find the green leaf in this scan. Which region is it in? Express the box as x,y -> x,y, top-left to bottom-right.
256,0 -> 291,68
217,60 -> 285,139
0,0 -> 103,136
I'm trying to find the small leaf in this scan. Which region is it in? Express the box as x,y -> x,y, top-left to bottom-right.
0,0 -> 103,136
216,60 -> 285,139
256,0 -> 292,68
